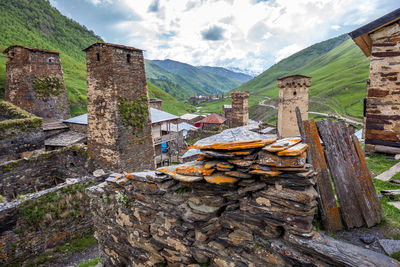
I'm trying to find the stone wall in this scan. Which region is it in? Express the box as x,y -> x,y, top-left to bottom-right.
0,176 -> 101,266
0,145 -> 94,200
277,75 -> 310,138
149,98 -> 163,110
85,43 -> 155,172
231,91 -> 249,128
87,138 -> 398,266
4,46 -> 70,120
365,21 -> 400,153
0,101 -> 44,162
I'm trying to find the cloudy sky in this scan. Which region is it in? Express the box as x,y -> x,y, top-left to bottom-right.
50,0 -> 399,75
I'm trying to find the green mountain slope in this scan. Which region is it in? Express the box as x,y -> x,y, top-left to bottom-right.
198,66 -> 253,83
0,0 -> 194,116
200,34 -> 369,123
150,59 -> 242,94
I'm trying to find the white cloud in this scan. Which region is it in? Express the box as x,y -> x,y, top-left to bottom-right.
64,0 -> 398,74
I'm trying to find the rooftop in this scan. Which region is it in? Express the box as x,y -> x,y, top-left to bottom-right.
3,45 -> 60,54
63,107 -> 178,125
180,113 -> 204,120
348,8 -> 400,57
199,113 -> 226,124
83,42 -> 143,52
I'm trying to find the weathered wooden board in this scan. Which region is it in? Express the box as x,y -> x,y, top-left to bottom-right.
381,189 -> 400,198
316,120 -> 364,229
303,119 -> 343,231
316,120 -> 382,229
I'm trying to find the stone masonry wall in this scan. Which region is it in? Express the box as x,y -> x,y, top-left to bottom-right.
231,91 -> 249,128
277,75 -> 310,138
222,105 -> 232,128
0,145 -> 93,200
0,176 -> 101,266
4,46 -> 70,120
365,21 -> 400,153
0,101 -> 44,163
88,138 -> 398,266
86,43 -> 155,172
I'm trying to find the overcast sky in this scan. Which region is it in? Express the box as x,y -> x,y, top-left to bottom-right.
50,0 -> 399,75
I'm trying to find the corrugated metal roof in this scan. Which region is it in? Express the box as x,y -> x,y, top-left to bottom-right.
63,108 -> 178,125
162,122 -> 198,132
150,108 -> 179,123
223,105 -> 232,108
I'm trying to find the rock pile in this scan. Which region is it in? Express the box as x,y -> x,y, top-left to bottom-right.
87,138 -> 399,266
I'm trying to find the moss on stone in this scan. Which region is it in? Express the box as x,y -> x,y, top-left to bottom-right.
33,76 -> 64,100
118,96 -> 149,135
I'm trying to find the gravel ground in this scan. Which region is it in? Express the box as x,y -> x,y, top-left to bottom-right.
50,244 -> 100,267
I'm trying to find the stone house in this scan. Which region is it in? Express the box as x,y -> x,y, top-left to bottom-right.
198,113 -> 227,130
349,8 -> 400,154
3,45 -> 70,120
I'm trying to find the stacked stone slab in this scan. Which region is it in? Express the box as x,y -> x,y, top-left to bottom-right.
3,45 -> 70,120
277,75 -> 310,138
84,42 -> 155,172
231,91 -> 249,128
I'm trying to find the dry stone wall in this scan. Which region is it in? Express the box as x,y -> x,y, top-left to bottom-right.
365,21 -> 400,153
231,91 -> 249,128
0,101 -> 44,162
88,138 -> 399,266
0,145 -> 93,200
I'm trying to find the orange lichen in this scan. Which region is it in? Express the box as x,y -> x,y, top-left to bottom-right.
277,143 -> 308,156
204,173 -> 239,184
263,137 -> 302,152
176,164 -> 214,176
249,170 -> 281,177
188,139 -> 277,150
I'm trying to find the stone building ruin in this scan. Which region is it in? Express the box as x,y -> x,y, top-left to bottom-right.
277,75 -> 310,138
222,104 -> 232,127
84,42 -> 155,172
349,9 -> 400,154
3,45 -> 70,120
231,91 -> 249,128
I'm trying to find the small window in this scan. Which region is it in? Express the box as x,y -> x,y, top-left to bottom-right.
293,91 -> 297,96
47,57 -> 54,63
127,54 -> 131,64
96,53 -> 100,62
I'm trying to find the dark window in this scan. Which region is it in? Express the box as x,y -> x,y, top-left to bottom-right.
293,91 -> 297,96
96,53 -> 100,62
47,57 -> 54,63
127,54 -> 131,64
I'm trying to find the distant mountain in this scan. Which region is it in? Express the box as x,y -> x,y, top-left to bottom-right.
198,66 -> 253,83
200,34 -> 369,122
226,66 -> 261,78
149,59 -> 243,95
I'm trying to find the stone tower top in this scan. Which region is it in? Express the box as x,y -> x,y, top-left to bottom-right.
231,91 -> 250,98
277,75 -> 311,88
83,42 -> 143,52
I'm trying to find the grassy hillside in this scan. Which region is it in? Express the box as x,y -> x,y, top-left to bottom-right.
150,59 -> 242,95
200,34 -> 369,123
0,0 -> 195,116
198,66 -> 253,83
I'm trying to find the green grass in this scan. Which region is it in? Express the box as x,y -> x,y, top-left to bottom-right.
56,231 -> 97,253
77,257 -> 101,267
366,154 -> 399,176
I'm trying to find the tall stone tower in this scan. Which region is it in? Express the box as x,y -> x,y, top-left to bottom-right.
3,45 -> 70,120
84,42 -> 155,172
231,91 -> 249,128
277,75 -> 310,138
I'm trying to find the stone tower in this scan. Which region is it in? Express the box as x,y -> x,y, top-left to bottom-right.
231,91 -> 249,128
84,42 -> 155,172
3,45 -> 70,120
277,75 -> 310,138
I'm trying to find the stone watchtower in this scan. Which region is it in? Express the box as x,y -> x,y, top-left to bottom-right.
3,45 -> 70,120
84,42 -> 155,172
231,91 -> 249,128
277,75 -> 310,138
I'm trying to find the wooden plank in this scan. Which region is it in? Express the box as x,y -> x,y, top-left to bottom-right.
303,119 -> 343,231
381,189 -> 400,198
352,134 -> 384,224
316,120 -> 364,229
